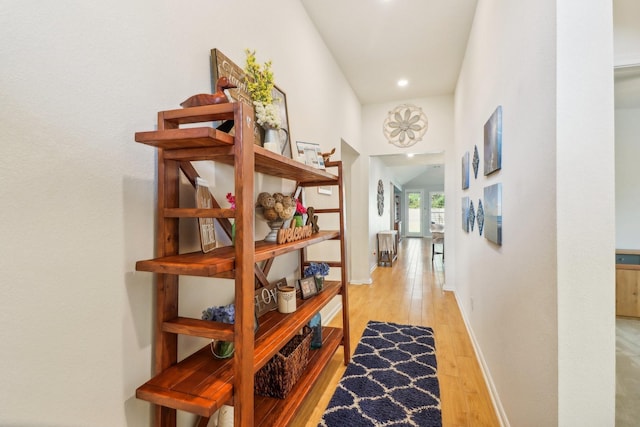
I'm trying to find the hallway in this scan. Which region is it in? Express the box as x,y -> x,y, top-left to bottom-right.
292,237 -> 500,426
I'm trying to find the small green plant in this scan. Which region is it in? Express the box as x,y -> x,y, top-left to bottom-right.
244,49 -> 274,105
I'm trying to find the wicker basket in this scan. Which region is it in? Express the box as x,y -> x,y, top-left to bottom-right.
254,326 -> 313,399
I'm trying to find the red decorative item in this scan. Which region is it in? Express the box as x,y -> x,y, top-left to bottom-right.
180,76 -> 237,108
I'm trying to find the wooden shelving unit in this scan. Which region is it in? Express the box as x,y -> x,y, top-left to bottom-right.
134,103 -> 350,426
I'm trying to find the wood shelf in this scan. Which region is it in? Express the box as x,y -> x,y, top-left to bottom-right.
136,282 -> 342,417
254,327 -> 342,426
134,103 -> 350,426
136,231 -> 340,277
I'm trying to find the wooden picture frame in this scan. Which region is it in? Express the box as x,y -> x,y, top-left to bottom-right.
195,177 -> 216,253
210,48 -> 262,145
298,276 -> 318,299
254,279 -> 283,317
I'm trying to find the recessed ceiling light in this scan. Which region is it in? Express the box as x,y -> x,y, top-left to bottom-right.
407,153 -> 415,158
397,79 -> 408,87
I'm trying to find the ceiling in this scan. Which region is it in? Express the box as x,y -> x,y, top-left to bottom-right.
300,0 -> 477,185
300,0 -> 478,105
301,0 -> 639,185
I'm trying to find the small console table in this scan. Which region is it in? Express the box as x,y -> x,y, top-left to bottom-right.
377,230 -> 398,267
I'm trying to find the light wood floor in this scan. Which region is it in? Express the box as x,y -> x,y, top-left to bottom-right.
291,237 -> 500,426
616,317 -> 640,427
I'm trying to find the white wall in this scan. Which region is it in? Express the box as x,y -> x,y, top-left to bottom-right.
453,0 -> 614,425
356,96 -> 455,280
614,0 -> 640,66
0,1 -> 361,425
615,108 -> 640,249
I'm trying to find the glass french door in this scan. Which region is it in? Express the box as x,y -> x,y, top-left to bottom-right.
405,190 -> 424,237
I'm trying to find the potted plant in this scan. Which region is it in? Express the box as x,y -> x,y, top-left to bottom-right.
202,303 -> 236,358
202,303 -> 259,358
294,199 -> 307,227
244,49 -> 281,130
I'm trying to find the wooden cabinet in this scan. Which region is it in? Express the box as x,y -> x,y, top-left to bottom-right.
616,250 -> 640,318
133,103 -> 350,426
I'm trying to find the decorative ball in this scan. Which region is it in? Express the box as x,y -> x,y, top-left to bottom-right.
274,193 -> 284,203
262,196 -> 275,209
262,208 -> 278,221
281,206 -> 295,219
282,196 -> 294,208
257,192 -> 271,206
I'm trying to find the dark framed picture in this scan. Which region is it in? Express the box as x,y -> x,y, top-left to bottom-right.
298,276 -> 318,299
272,85 -> 292,158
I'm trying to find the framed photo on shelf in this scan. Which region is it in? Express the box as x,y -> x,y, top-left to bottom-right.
315,145 -> 325,169
298,276 -> 318,299
195,178 -> 216,253
295,141 -> 323,168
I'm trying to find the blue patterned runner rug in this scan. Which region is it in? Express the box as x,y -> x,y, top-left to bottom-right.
319,320 -> 441,426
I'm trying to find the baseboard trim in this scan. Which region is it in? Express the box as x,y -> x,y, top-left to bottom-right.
451,291 -> 510,427
349,279 -> 373,285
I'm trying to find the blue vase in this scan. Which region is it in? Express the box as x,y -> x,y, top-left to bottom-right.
309,312 -> 322,349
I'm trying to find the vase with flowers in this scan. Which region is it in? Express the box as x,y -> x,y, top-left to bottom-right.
304,262 -> 330,293
202,303 -> 259,359
202,303 -> 236,358
244,49 -> 281,146
294,199 -> 307,227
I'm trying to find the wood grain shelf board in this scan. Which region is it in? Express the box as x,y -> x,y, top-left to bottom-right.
135,231 -> 340,277
254,327 -> 343,427
160,103 -> 236,125
162,318 -> 235,341
136,282 -> 343,417
135,127 -> 234,149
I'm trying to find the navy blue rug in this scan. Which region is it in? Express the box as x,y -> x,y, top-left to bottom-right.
319,321 -> 441,427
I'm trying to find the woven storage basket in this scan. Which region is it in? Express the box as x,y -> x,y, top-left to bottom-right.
255,326 -> 313,399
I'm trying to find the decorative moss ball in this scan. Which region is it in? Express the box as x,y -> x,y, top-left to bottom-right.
263,208 -> 278,221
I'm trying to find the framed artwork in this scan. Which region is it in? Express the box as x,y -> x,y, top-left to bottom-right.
469,200 -> 476,232
461,197 -> 469,233
472,145 -> 480,179
462,151 -> 470,190
318,186 -> 332,195
298,276 -> 318,299
315,145 -> 326,169
484,106 -> 503,176
195,178 -> 216,253
254,279 -> 283,317
211,48 -> 290,149
271,85 -> 292,158
461,196 -> 470,233
295,141 -> 323,168
483,183 -> 502,245
477,199 -> 485,236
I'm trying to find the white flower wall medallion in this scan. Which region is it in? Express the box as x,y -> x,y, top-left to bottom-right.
382,104 -> 428,148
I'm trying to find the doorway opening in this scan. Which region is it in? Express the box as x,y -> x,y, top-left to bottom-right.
405,190 -> 424,237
